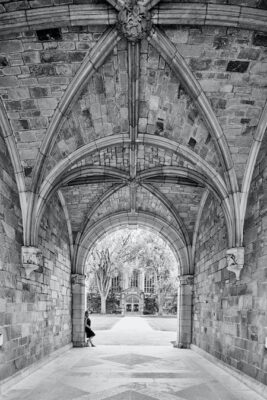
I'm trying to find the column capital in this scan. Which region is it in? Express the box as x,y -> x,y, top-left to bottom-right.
226,247 -> 244,280
177,274 -> 194,287
21,246 -> 43,278
71,273 -> 86,286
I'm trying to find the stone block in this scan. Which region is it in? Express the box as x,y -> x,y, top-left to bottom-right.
29,0 -> 53,8
22,51 -> 41,64
29,86 -> 50,98
0,76 -> 18,87
0,40 -> 23,54
37,98 -> 58,110
29,64 -> 57,76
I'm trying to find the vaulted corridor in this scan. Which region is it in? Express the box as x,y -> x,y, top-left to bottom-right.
2,317 -> 265,400
1,0 -> 267,397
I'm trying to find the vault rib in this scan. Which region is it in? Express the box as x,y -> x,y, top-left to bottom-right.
128,42 -> 140,181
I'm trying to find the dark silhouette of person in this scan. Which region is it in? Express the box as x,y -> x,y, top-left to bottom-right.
84,310 -> 96,347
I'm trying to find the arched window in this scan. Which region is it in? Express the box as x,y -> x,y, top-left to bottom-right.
144,269 -> 155,293
111,271 -> 121,292
130,269 -> 139,288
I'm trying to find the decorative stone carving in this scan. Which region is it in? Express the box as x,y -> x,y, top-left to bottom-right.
226,247 -> 244,280
21,246 -> 43,278
128,177 -> 138,188
117,0 -> 152,42
178,274 -> 194,287
71,274 -> 86,286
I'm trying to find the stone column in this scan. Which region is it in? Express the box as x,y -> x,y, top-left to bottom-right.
72,274 -> 86,347
177,275 -> 194,349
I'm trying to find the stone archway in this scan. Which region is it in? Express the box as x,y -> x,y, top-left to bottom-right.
71,215 -> 194,348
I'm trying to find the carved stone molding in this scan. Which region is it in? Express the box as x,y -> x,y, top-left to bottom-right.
21,246 -> 43,278
117,1 -> 152,42
178,274 -> 194,287
226,247 -> 244,280
71,274 -> 86,286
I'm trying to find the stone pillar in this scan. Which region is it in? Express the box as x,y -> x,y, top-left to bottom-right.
177,275 -> 194,349
72,274 -> 86,347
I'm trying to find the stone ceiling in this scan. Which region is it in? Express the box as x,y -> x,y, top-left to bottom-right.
1,0 -> 267,274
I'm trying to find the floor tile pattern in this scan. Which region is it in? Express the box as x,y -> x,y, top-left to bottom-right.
2,346 -> 265,400
102,353 -> 161,366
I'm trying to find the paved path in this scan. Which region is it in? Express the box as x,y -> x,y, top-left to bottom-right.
93,316 -> 177,346
2,345 -> 265,400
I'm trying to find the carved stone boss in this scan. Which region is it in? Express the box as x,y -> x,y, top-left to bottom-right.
21,246 -> 43,278
117,1 -> 152,42
226,247 -> 244,280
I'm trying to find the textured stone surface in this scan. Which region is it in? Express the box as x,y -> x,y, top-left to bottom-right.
165,25 -> 267,185
137,144 -> 197,171
0,25 -> 103,186
193,178 -> 267,385
139,41 -> 222,174
61,183 -> 114,233
90,185 -> 130,223
153,183 -> 205,240
0,139 -> 72,381
47,41 -> 129,175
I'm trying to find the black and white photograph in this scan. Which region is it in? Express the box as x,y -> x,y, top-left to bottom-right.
0,1 -> 267,399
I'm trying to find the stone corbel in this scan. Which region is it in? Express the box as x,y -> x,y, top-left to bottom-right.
226,247 -> 244,280
71,274 -> 86,286
21,246 -> 43,278
178,274 -> 194,287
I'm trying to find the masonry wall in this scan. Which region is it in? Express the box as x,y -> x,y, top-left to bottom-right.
193,151 -> 267,385
0,136 -> 72,382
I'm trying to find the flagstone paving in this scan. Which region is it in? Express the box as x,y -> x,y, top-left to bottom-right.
1,317 -> 265,400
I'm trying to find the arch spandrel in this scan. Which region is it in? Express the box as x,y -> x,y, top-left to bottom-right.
164,25 -> 267,187
150,182 -> 205,241
139,41 -> 223,176
136,185 -> 183,232
60,182 -> 115,233
90,185 -> 131,223
44,40 -> 130,180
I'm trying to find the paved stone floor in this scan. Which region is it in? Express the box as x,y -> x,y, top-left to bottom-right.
93,315 -> 177,346
2,317 -> 265,400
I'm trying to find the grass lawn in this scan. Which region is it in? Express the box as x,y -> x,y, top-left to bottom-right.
90,315 -> 123,330
90,314 -> 177,332
144,317 -> 177,331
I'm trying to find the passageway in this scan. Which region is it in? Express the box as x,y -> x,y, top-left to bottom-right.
2,318 -> 266,400
1,0 -> 267,395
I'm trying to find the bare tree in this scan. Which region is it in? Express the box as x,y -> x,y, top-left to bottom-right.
87,233 -> 131,314
86,229 -> 178,315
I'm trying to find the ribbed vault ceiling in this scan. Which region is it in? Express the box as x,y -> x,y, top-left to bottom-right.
1,0 -> 267,272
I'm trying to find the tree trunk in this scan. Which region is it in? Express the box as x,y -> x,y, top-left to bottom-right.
158,294 -> 163,316
100,294 -> 107,314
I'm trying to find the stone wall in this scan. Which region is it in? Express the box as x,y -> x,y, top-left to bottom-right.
193,154 -> 267,385
0,136 -> 72,382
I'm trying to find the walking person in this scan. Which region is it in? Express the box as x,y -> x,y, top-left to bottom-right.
84,310 -> 96,347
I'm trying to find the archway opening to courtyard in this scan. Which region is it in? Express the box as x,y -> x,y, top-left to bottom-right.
83,227 -> 181,346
